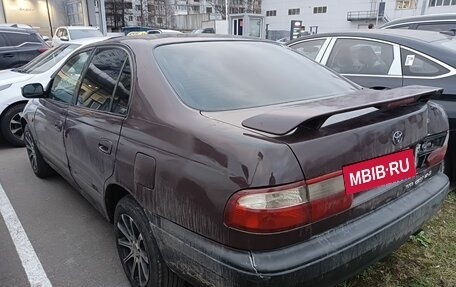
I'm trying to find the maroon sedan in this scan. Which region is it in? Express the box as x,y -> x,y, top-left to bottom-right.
20,35 -> 449,287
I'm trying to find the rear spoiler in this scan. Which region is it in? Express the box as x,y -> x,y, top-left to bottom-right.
242,86 -> 442,135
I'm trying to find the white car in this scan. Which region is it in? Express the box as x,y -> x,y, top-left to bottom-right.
52,26 -> 103,47
0,37 -> 109,146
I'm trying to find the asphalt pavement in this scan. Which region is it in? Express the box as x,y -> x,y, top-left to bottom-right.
0,138 -> 130,287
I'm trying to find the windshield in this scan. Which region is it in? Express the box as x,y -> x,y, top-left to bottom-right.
155,41 -> 358,111
17,44 -> 79,74
69,29 -> 103,40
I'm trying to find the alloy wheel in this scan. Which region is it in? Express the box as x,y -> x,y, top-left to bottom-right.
117,214 -> 150,287
9,112 -> 23,141
24,129 -> 37,171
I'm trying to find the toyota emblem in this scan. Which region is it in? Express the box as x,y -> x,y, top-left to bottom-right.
392,131 -> 404,145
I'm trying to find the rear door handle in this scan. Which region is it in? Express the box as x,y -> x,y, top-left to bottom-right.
54,120 -> 63,131
98,139 -> 113,155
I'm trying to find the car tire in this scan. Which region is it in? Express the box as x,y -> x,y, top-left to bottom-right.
115,195 -> 184,287
0,103 -> 26,147
24,125 -> 54,178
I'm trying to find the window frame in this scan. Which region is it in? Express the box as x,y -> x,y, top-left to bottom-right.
400,45 -> 456,79
321,36 -> 402,77
288,37 -> 331,62
71,45 -> 134,117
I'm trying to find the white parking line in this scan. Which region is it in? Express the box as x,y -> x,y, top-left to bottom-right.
0,182 -> 52,287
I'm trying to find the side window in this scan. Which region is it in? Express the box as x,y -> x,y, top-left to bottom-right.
0,33 -> 7,47
5,32 -> 40,46
389,24 -> 412,29
49,51 -> 91,103
76,48 -> 128,112
55,29 -> 61,37
326,38 -> 394,75
415,23 -> 456,32
401,48 -> 449,77
290,39 -> 326,60
61,29 -> 68,37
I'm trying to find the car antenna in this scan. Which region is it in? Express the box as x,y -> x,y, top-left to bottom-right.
440,29 -> 456,36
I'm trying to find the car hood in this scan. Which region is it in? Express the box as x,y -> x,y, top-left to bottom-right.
0,70 -> 34,86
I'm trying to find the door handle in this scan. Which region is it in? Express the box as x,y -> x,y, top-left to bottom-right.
98,140 -> 113,155
54,120 -> 63,131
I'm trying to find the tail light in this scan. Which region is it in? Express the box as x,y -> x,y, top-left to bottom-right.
224,172 -> 352,233
426,132 -> 448,167
415,131 -> 448,169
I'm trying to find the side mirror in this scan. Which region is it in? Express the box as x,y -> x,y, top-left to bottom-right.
42,36 -> 49,41
22,83 -> 45,98
60,36 -> 69,41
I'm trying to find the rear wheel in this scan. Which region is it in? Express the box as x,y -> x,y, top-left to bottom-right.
0,103 -> 26,146
115,196 -> 184,287
24,125 -> 54,178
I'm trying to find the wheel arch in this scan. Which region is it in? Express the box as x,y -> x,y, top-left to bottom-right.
105,183 -> 133,223
0,100 -> 28,122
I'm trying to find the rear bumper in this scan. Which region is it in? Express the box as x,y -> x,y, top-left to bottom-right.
150,173 -> 449,287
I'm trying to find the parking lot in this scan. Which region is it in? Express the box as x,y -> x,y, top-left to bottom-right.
0,138 -> 129,287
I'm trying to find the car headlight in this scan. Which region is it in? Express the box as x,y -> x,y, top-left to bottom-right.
0,84 -> 12,92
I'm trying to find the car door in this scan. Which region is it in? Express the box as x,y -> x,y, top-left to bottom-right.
288,38 -> 331,62
33,50 -> 92,176
322,37 -> 402,89
64,47 -> 132,199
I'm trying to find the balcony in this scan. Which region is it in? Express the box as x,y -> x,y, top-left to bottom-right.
347,10 -> 379,21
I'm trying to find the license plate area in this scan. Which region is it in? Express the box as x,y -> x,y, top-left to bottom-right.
343,149 -> 417,195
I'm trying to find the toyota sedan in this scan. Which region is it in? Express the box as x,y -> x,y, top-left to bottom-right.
21,35 -> 449,287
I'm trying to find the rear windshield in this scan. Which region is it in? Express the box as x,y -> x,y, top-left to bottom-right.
155,41 -> 358,111
18,44 -> 79,74
69,29 -> 102,40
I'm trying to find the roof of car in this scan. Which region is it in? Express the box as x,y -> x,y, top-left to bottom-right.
381,13 -> 456,28
288,29 -> 454,45
70,36 -> 113,46
95,33 -> 266,48
0,26 -> 36,33
59,26 -> 101,30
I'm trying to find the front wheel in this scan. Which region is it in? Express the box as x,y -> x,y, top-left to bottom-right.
24,125 -> 54,178
114,195 -> 184,287
0,103 -> 26,146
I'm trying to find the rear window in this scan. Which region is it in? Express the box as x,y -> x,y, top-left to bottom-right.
69,29 -> 103,40
155,41 -> 358,111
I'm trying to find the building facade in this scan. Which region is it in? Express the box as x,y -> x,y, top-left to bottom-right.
0,0 -> 102,37
262,0 -> 456,40
104,0 -> 261,31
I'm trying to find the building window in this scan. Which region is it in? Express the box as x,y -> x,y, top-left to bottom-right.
206,7 -> 213,13
396,0 -> 416,9
157,17 -> 163,24
266,10 -> 277,16
128,15 -> 133,21
313,6 -> 327,13
429,0 -> 455,5
135,5 -> 141,10
288,8 -> 300,15
124,2 -> 132,9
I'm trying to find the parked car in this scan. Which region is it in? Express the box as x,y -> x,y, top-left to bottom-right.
0,23 -> 50,41
380,13 -> 456,32
287,29 -> 456,180
0,26 -> 49,70
21,35 -> 449,287
191,28 -> 216,34
128,29 -> 182,36
52,26 -> 103,46
0,37 -> 108,146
